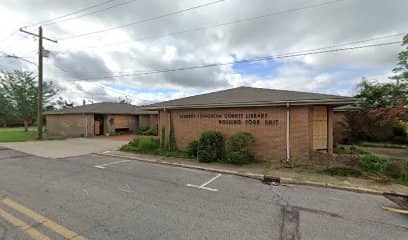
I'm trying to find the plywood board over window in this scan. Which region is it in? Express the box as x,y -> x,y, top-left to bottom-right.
114,115 -> 130,129
312,106 -> 328,150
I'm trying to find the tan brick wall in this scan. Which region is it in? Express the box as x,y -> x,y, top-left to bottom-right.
333,111 -> 347,144
149,115 -> 158,129
139,115 -> 158,129
104,115 -> 139,134
159,106 -> 325,162
46,114 -> 94,137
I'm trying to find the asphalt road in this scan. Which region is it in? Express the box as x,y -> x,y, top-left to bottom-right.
0,147 -> 406,240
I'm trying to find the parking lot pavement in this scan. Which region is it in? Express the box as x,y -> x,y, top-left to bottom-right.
0,149 -> 406,240
0,137 -> 127,158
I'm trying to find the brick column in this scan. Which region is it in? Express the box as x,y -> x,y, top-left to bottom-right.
327,107 -> 334,154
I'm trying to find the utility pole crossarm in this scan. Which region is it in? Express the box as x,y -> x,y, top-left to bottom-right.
19,28 -> 57,43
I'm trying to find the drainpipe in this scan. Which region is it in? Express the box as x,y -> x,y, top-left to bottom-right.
85,114 -> 88,137
285,102 -> 291,167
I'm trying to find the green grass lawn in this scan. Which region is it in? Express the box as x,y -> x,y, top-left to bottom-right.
0,127 -> 64,142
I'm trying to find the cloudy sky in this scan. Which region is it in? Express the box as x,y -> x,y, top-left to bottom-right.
0,0 -> 407,105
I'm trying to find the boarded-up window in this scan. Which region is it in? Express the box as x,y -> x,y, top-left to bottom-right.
114,115 -> 130,129
313,106 -> 327,150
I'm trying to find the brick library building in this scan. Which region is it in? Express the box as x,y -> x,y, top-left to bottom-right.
146,86 -> 355,164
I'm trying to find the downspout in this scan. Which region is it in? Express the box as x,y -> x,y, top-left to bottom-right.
285,102 -> 291,167
85,114 -> 88,137
164,107 -> 170,147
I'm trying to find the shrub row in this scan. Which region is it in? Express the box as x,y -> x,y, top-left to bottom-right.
120,137 -> 160,154
135,127 -> 158,136
360,153 -> 389,173
324,153 -> 407,185
187,131 -> 257,165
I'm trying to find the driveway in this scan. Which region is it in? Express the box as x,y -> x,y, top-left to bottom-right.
0,149 -> 406,240
0,137 -> 129,158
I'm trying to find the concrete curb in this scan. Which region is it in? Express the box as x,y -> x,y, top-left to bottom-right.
278,177 -> 384,195
97,151 -> 407,196
95,152 -> 264,180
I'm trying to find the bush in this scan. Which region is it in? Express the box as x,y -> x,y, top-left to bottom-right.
197,131 -> 224,162
361,154 -> 389,173
186,140 -> 199,157
393,124 -> 407,137
225,132 -> 256,164
135,127 -> 158,136
386,162 -> 402,179
399,171 -> 408,186
121,137 -> 160,154
320,167 -> 362,177
386,161 -> 408,185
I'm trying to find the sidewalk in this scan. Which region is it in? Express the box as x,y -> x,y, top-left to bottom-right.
98,150 -> 408,196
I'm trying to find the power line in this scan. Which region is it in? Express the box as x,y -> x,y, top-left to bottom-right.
0,53 -> 37,65
59,0 -> 226,40
50,62 -> 156,104
55,41 -> 402,80
54,32 -> 405,76
44,0 -> 140,26
24,0 -> 120,28
60,0 -> 347,49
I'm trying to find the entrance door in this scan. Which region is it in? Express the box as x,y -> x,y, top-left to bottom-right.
94,115 -> 104,136
94,121 -> 101,135
312,106 -> 328,150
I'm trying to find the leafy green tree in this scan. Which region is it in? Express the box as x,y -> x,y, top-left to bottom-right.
0,71 -> 57,131
356,80 -> 407,109
0,87 -> 15,126
391,33 -> 408,84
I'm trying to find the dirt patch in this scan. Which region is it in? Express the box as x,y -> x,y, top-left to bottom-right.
384,193 -> 408,209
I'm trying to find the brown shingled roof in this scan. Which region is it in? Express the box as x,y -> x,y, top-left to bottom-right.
45,102 -> 157,115
144,86 -> 355,109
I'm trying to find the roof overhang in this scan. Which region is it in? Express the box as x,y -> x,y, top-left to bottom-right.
44,111 -> 158,116
144,98 -> 357,110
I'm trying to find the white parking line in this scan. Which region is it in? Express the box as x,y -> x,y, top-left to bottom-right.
186,174 -> 222,192
94,160 -> 131,169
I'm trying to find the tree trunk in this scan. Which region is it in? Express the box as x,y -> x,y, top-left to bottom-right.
23,120 -> 28,132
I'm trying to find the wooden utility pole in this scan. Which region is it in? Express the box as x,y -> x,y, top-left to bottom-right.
19,27 -> 57,140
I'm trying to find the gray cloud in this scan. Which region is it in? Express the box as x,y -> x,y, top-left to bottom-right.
0,0 -> 406,103
49,51 -> 112,80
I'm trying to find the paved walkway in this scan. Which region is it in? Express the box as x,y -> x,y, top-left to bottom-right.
0,138 -> 128,158
101,150 -> 408,195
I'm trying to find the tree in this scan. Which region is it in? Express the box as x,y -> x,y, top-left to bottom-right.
356,80 -> 407,109
391,33 -> 408,84
118,96 -> 132,104
0,87 -> 15,126
0,71 -> 57,131
344,79 -> 407,143
56,96 -> 74,109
